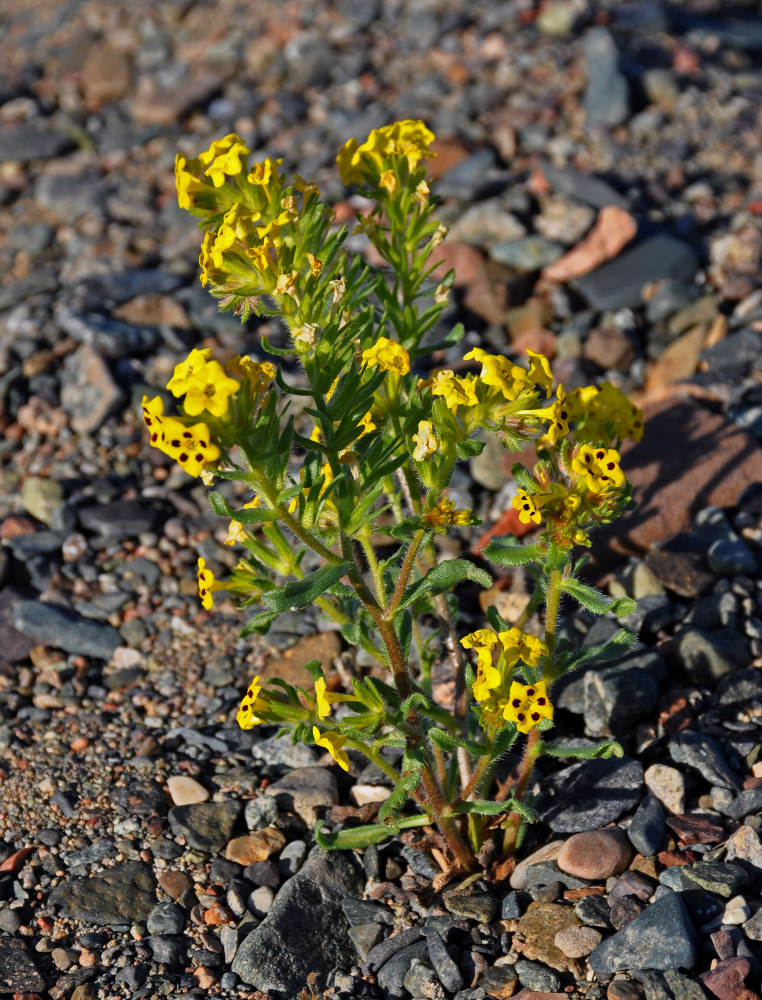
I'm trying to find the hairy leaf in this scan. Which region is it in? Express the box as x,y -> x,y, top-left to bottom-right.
396,559 -> 492,611
561,579 -> 636,618
262,561 -> 353,612
483,538 -> 546,567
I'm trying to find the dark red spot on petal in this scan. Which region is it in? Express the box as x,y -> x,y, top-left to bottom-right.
536,697 -> 546,706
179,453 -> 189,463
512,699 -> 522,708
526,687 -> 535,696
531,712 -> 540,721
596,450 -> 605,459
517,713 -> 525,722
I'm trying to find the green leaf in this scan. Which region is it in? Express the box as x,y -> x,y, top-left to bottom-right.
511,463 -> 536,492
208,492 -> 279,524
428,727 -> 491,757
561,627 -> 638,673
409,321 -> 464,359
448,800 -> 510,817
540,739 -> 624,759
396,559 -> 492,612
262,561 -> 353,612
314,814 -> 430,850
561,579 -> 636,618
455,438 -> 485,460
483,538 -> 546,567
239,608 -> 280,637
485,604 -> 510,633
302,659 -> 324,684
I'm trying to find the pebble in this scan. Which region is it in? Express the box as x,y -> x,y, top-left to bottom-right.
538,757 -> 644,832
554,924 -> 602,958
168,800 -> 242,853
583,27 -> 631,129
627,796 -> 665,856
167,775 -> 209,806
589,893 -> 699,976
557,828 -> 633,880
225,828 -> 286,866
13,600 -> 122,660
644,764 -> 686,815
515,958 -> 562,992
481,965 -> 519,999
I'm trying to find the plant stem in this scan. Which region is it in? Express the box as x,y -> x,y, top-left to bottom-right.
360,529 -> 387,607
543,568 -> 563,674
386,529 -> 424,616
501,727 -> 541,856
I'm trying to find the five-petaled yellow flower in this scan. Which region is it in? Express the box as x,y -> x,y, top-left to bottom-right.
197,557 -> 222,611
313,727 -> 350,771
504,680 -> 553,734
200,133 -> 250,187
429,370 -> 479,411
362,337 -> 410,375
571,444 -> 626,493
512,489 -> 542,525
412,420 -> 437,461
237,675 -> 267,729
167,348 -> 211,396
182,360 -> 241,418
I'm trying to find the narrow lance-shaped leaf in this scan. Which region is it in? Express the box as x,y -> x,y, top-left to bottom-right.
540,739 -> 624,759
396,559 -> 492,612
314,814 -> 430,850
208,491 -> 280,524
561,578 -> 636,618
262,561 -> 353,612
483,538 -> 546,567
561,627 -> 638,673
239,608 -> 280,637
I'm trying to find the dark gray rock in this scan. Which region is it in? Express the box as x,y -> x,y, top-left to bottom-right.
278,838 -> 307,876
583,27 -> 631,129
672,625 -> 748,686
501,891 -> 525,919
575,234 -> 699,311
537,756 -> 643,832
71,269 -> 184,309
377,941 -> 429,1000
424,927 -> 464,992
147,902 -> 184,936
168,800 -> 241,853
539,160 -> 629,210
436,149 -> 498,200
0,122 -> 73,162
584,660 -> 660,737
707,538 -> 758,576
49,861 -> 156,925
54,306 -> 160,359
78,500 -> 166,539
342,896 -> 394,927
400,845 -> 440,880
482,967 -> 519,998
13,600 -> 121,659
668,731 -> 741,790
628,796 -> 665,856
0,938 -> 45,992
442,892 -> 497,923
365,925 -> 425,973
232,848 -> 364,993
659,861 -> 750,898
62,837 -> 115,868
645,280 -> 701,324
725,788 -> 762,821
348,923 -> 383,962
149,936 -> 184,966
718,669 -> 762,707
35,168 -> 112,222
489,236 -> 564,272
515,958 -> 562,992
6,530 -> 68,558
523,860 -> 592,891
115,964 -> 148,989
405,959 -> 442,999
589,892 -> 698,976
575,893 -> 613,929
700,328 -> 762,380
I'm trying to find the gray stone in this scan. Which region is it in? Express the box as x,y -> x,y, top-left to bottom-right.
147,902 -> 184,936
447,200 -> 526,247
348,923 -> 383,961
701,328 -> 762,380
63,837 -> 115,868
424,927 -> 464,992
250,733 -> 317,772
245,794 -> 280,830
515,958 -> 562,992
0,938 -> 45,992
575,893 -> 612,929
659,861 -> 750,899
668,731 -> 741,790
589,893 -> 698,976
628,796 -> 665,857
726,788 -> 762,821
575,234 -> 699,311
437,149 -> 498,200
60,344 -> 124,433
742,906 -> 762,941
232,848 -> 364,993
49,861 -> 156,925
35,168 -> 112,222
54,305 -> 159,359
78,500 -> 166,540
278,838 -> 307,876
718,669 -> 762,706
405,959 -> 444,999
583,27 -> 631,129
538,160 -> 630,210
583,660 -> 660,737
13,600 -> 121,659
482,966 -> 519,997
342,896 -> 394,927
0,123 -> 73,162
489,235 -> 564,272
168,800 -> 241,853
265,766 -> 338,824
71,269 -> 184,310
523,860 -> 592,891
377,941 -> 429,1000
442,892 -> 497,923
20,476 -> 63,527
149,936 -> 184,966
707,538 -> 758,575
538,757 -> 643,832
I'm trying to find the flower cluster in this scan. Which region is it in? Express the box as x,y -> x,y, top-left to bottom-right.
337,119 -> 435,189
460,626 -> 552,735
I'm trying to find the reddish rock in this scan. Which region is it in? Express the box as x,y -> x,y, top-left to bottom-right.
592,395 -> 762,570
584,326 -> 637,372
82,41 -> 132,106
225,828 -> 286,866
557,828 -> 633,881
665,814 -> 725,845
261,632 -> 341,687
428,138 -> 470,179
0,847 -> 33,873
607,980 -> 645,1000
645,323 -> 708,392
432,242 -> 509,327
541,206 -> 637,283
157,870 -> 193,901
700,957 -> 751,1000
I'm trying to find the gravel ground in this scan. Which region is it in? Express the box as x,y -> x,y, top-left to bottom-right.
4,1 -> 762,998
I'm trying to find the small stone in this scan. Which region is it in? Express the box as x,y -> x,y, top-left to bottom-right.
665,814 -> 724,845
589,893 -> 698,976
644,764 -> 686,814
168,800 -> 241,853
225,828 -> 286,866
554,924 -> 602,959
442,891 -> 497,923
424,927 -> 464,992
584,326 -> 637,372
342,896 -> 394,927
659,861 -> 749,899
543,206 -> 637,284
377,941 -> 429,999
351,783 -> 392,806
167,776 -> 209,806
20,477 -> 63,527
514,902 -> 583,972
245,795 -> 280,831
707,538 -> 758,575
538,757 -> 643,833
348,923 -> 383,961
14,600 -> 121,660
672,628 -> 749,686
278,839 -> 307,876
722,895 -> 750,925
607,978 -> 645,1000
147,902 -> 184,936
515,958 -> 562,992
726,825 -> 762,870
447,200 -> 527,246
699,958 -> 751,1000
668,731 -> 741,791
481,965 -> 519,999
0,123 -> 72,162
557,828 -> 633,881
628,796 -> 665,856
575,893 -> 613,930
158,870 -> 193,902
266,766 -> 338,824
404,958 -> 443,999
248,885 -> 274,916
81,40 -> 132,105
742,905 -> 762,941
583,27 -> 630,129
49,861 -> 156,925
535,197 -> 595,245
490,236 -> 564,272
60,344 -> 124,433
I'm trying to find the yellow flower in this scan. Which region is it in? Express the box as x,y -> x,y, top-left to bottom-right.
141,394 -> 167,448
211,203 -> 261,266
197,556 -> 221,611
313,727 -> 350,771
175,154 -> 204,210
429,370 -> 479,411
161,420 -> 221,477
412,420 -> 437,461
223,501 -> 259,547
305,252 -> 322,277
293,324 -> 318,348
247,238 -> 277,275
167,348 -> 211,397
423,498 -> 475,532
294,173 -> 320,198
571,444 -> 626,493
198,231 -> 215,287
380,169 -> 397,194
182,361 -> 241,418
227,356 -> 276,394
414,179 -> 430,204
361,337 -> 410,375
523,384 -> 569,445
503,680 -> 553,734
498,628 -> 548,669
337,120 -> 435,186
199,133 -> 250,187
315,678 -> 331,721
460,629 -> 499,651
525,350 -> 554,397
248,157 -> 280,186
472,658 -> 502,702
463,348 -> 530,401
275,270 -> 300,302
237,675 -> 267,729
512,489 -> 542,525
